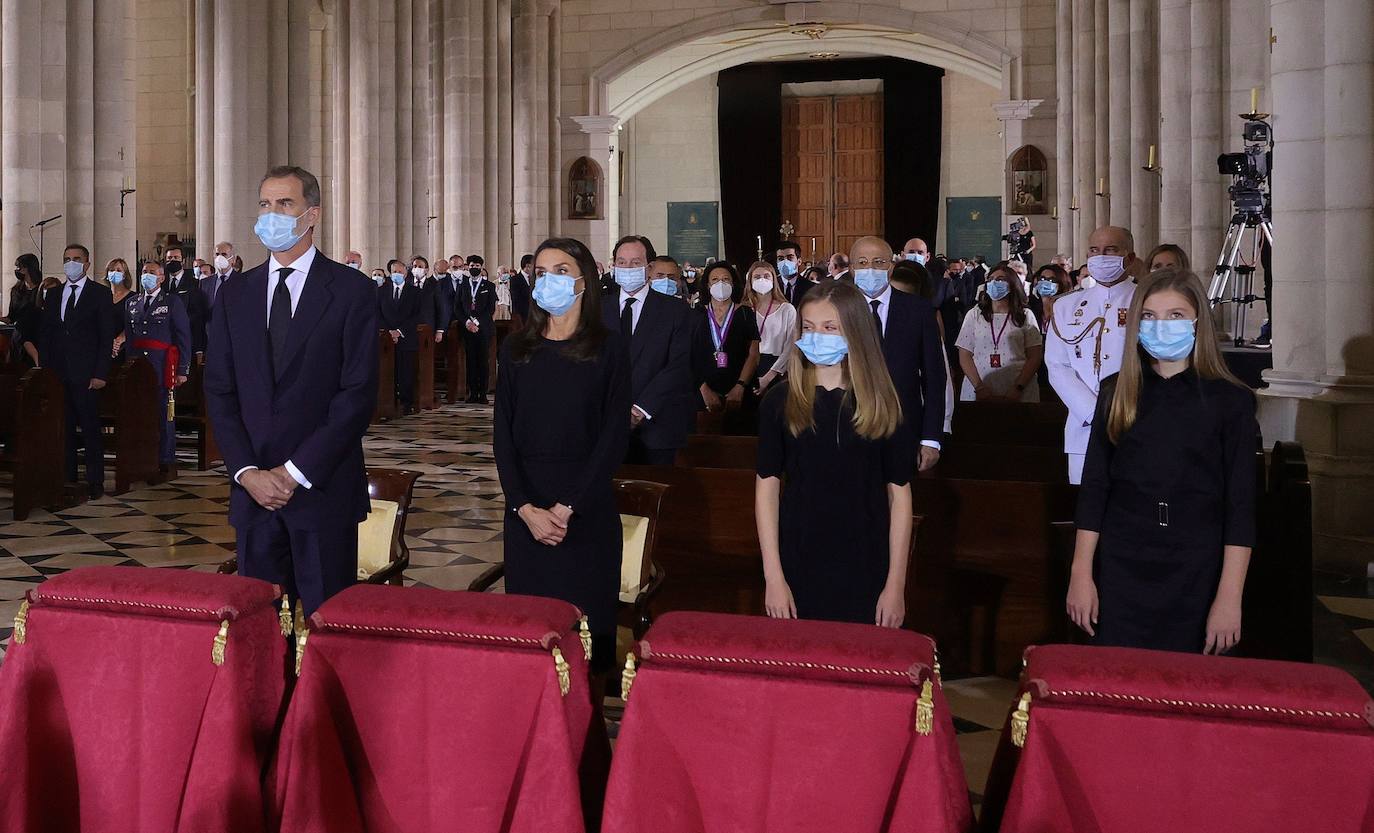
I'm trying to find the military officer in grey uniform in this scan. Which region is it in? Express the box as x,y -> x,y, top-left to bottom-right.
1045,225 -> 1140,484
125,264 -> 192,473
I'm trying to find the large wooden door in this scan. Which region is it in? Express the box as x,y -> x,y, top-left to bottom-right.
781,93 -> 883,263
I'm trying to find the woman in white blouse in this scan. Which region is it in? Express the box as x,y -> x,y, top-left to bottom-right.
955,260 -> 1044,402
740,260 -> 798,394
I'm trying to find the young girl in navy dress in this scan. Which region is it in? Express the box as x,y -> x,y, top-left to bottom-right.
755,280 -> 915,627
1067,268 -> 1257,653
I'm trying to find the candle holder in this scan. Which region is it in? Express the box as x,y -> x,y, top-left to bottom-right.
1069,198 -> 1080,212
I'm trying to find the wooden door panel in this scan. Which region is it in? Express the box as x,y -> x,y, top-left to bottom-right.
781,92 -> 881,264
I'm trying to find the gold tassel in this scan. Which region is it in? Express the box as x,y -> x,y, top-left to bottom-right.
1010,692 -> 1032,748
279,594 -> 292,636
293,600 -> 306,639
167,390 -> 175,422
211,619 -> 229,666
12,600 -> 29,645
579,616 -> 592,661
621,653 -> 638,702
295,629 -> 309,677
915,679 -> 934,736
552,647 -> 570,697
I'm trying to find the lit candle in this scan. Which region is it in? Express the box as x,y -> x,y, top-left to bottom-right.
1147,144 -> 1157,168
1097,177 -> 1105,194
1051,206 -> 1059,220
810,236 -> 816,253
757,234 -> 762,251
1250,87 -> 1259,114
1070,196 -> 1079,211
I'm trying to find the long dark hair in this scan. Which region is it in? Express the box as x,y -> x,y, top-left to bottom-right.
507,237 -> 607,363
14,253 -> 40,287
702,261 -> 743,304
976,260 -> 1029,327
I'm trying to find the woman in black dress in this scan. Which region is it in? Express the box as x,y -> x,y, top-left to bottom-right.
1067,268 -> 1257,653
494,237 -> 630,674
691,262 -> 760,434
756,280 -> 914,626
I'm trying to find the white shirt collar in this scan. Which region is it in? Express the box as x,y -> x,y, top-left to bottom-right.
268,245 -> 317,278
871,284 -> 893,308
618,285 -> 647,306
65,275 -> 89,291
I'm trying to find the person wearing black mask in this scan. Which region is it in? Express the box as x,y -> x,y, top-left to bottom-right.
162,245 -> 209,356
6,253 -> 44,365
680,262 -> 703,308
459,256 -> 497,403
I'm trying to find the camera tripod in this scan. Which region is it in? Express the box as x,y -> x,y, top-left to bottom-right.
1208,208 -> 1273,347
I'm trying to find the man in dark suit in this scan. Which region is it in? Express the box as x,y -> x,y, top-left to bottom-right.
430,257 -> 458,347
163,245 -> 209,355
605,238 -> 694,465
511,253 -> 533,322
776,240 -> 812,308
378,258 -> 423,414
458,257 -> 497,403
848,236 -> 947,471
200,241 -> 239,315
40,243 -> 117,499
204,165 -> 378,617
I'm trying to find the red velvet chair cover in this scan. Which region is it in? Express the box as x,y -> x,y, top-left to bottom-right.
603,611 -> 973,833
980,644 -> 1374,833
268,584 -> 594,833
0,566 -> 288,833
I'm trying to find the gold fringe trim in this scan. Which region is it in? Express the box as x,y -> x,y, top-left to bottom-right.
553,647 -> 570,697
933,653 -> 942,683
12,600 -> 29,645
579,616 -> 592,662
295,629 -> 309,677
915,679 -> 934,735
1011,692 -> 1032,748
622,653 -> 638,702
293,601 -> 306,640
211,620 -> 229,666
279,594 -> 293,636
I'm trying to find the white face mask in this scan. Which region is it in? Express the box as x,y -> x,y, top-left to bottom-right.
214,254 -> 231,272
410,266 -> 426,280
1086,254 -> 1126,284
709,282 -> 733,302
751,277 -> 774,295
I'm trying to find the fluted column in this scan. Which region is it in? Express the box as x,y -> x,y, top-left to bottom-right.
1106,0 -> 1130,229
1128,0 -> 1158,250
495,0 -> 514,263
1071,0 -> 1095,248
1158,0 -> 1191,247
1055,0 -> 1074,256
1092,0 -> 1108,228
212,0 -> 272,263
1188,0 -> 1223,267
195,0 -> 214,253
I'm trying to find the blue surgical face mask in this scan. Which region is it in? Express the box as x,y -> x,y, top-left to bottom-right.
650,277 -> 678,296
903,252 -> 928,265
854,268 -> 888,298
795,332 -> 849,366
390,272 -> 406,286
254,208 -> 311,253
140,273 -> 158,292
1137,318 -> 1197,362
1035,279 -> 1057,297
63,261 -> 84,281
613,265 -> 646,293
107,271 -> 125,285
985,279 -> 1010,301
532,272 -> 581,316
777,259 -> 798,278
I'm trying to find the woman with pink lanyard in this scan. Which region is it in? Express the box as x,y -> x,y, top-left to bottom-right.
740,260 -> 798,395
955,260 -> 1044,402
692,262 -> 761,418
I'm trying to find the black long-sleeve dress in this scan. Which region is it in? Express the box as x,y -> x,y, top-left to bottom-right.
494,330 -> 630,672
756,384 -> 916,623
1076,362 -> 1258,652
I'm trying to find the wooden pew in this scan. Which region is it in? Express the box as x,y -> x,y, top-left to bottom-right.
174,354 -> 222,470
0,366 -> 65,519
372,329 -> 397,423
99,358 -> 161,493
416,324 -> 437,410
950,400 -> 1067,447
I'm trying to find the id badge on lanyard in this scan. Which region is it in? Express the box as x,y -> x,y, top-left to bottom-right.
709,304 -> 736,369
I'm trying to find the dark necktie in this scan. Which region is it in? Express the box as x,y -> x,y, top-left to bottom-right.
394,285 -> 401,302
621,296 -> 637,338
871,299 -> 884,342
270,268 -> 294,371
64,285 -> 78,322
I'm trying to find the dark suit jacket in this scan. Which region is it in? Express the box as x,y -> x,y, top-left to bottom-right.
432,276 -> 458,332
377,282 -> 423,351
199,270 -> 239,317
167,272 -> 209,353
509,271 -> 531,319
459,278 -> 498,335
880,289 -> 948,443
780,276 -> 812,308
39,279 -> 116,385
602,290 -> 694,450
204,250 -> 378,530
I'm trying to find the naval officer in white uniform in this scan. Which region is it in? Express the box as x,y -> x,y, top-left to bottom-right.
1045,225 -> 1141,484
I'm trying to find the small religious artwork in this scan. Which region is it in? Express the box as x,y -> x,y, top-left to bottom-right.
568,156 -> 603,220
1008,145 -> 1049,215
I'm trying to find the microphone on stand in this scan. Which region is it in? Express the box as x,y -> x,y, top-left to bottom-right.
31,214 -> 63,228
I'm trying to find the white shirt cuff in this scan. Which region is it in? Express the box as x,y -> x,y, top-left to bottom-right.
284,460 -> 313,489
233,466 -> 256,484
921,440 -> 942,451
633,404 -> 652,421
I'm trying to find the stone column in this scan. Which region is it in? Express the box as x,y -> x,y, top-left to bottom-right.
214,0 -> 272,263
1055,0 -> 1074,256
1092,0 -> 1109,228
1106,0 -> 1130,229
1157,0 -> 1191,247
495,0 -> 514,263
1071,0 -> 1095,250
1188,0 -> 1224,268
90,0 -> 136,268
514,0 -> 554,256
195,0 -> 215,253
1129,0 -> 1159,250
545,5 -> 561,239
561,115 -> 617,254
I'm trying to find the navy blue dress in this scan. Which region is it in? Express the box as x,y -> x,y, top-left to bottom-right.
756,384 -> 915,624
1076,362 -> 1258,652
